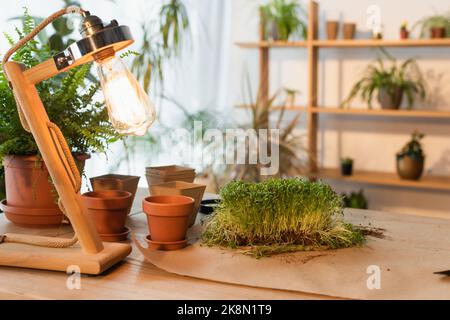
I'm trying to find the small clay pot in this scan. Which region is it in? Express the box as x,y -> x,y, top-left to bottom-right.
430,27 -> 446,39
326,21 -> 339,40
150,181 -> 206,227
343,23 -> 356,39
82,190 -> 132,241
90,174 -> 140,215
397,155 -> 424,180
142,195 -> 194,243
378,86 -> 403,109
400,28 -> 409,39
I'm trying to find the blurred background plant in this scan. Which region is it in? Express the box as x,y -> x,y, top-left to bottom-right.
260,0 -> 307,41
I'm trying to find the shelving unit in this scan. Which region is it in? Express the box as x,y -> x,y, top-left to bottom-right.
236,0 -> 450,192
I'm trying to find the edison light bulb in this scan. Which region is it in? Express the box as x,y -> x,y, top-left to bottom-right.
97,56 -> 156,136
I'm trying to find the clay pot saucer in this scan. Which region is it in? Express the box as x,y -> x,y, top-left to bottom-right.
145,235 -> 187,251
99,227 -> 130,242
0,199 -> 63,227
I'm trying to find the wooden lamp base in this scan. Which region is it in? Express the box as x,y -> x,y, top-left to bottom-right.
0,240 -> 132,275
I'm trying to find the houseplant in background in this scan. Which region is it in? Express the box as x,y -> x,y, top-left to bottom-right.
228,78 -> 308,183
202,178 -> 364,258
414,13 -> 450,39
343,190 -> 368,209
0,9 -> 120,226
340,157 -> 353,176
341,49 -> 426,110
260,0 -> 307,41
396,131 -> 425,180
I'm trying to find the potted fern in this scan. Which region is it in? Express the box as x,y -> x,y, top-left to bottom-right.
396,131 -> 425,180
341,49 -> 426,110
0,10 -> 120,226
260,0 -> 307,41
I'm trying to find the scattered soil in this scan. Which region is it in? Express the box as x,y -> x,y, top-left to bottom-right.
357,226 -> 386,239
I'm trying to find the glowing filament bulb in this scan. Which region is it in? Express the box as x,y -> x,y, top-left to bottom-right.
97,56 -> 156,136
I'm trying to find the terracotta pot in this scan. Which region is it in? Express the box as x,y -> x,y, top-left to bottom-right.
430,27 -> 446,39
142,195 -> 194,243
378,86 -> 403,109
90,174 -> 140,215
145,165 -> 195,188
82,190 -> 132,241
343,23 -> 356,39
326,21 -> 339,40
397,155 -> 424,180
2,156 -> 62,226
1,154 -> 90,226
150,181 -> 206,227
400,28 -> 409,39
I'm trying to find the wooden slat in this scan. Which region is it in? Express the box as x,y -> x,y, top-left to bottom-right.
312,168 -> 450,191
307,0 -> 319,173
235,41 -> 307,48
310,107 -> 450,119
312,38 -> 450,48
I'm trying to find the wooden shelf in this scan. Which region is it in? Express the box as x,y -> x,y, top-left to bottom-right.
311,168 -> 450,191
236,39 -> 450,49
310,107 -> 450,119
235,41 -> 307,48
312,38 -> 450,48
236,105 -> 450,119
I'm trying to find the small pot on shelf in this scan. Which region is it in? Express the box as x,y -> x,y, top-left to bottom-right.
430,27 -> 446,39
82,190 -> 132,242
396,154 -> 424,180
90,174 -> 140,215
340,158 -> 353,176
142,195 -> 194,251
343,23 -> 356,39
378,86 -> 403,110
326,20 -> 339,40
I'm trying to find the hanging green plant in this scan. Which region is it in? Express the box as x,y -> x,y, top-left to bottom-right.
202,178 -> 364,258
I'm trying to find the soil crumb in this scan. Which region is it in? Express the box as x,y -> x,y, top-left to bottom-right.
357,226 -> 386,239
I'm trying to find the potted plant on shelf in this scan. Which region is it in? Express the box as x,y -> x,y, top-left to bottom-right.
341,157 -> 353,176
414,13 -> 450,39
260,0 -> 307,41
341,49 -> 426,110
0,10 -> 120,226
400,21 -> 409,39
202,178 -> 364,258
396,131 -> 425,180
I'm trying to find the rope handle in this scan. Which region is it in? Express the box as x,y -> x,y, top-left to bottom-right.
47,122 -> 82,192
2,6 -> 85,65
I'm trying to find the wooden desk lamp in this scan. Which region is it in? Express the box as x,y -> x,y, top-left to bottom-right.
0,7 -> 155,274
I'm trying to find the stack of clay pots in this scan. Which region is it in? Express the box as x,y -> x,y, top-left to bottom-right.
143,165 -> 206,251
145,165 -> 196,187
82,174 -> 140,242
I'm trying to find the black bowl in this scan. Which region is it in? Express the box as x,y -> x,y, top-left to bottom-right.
199,199 -> 221,215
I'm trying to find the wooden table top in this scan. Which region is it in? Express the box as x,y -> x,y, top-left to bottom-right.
0,188 -> 326,300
